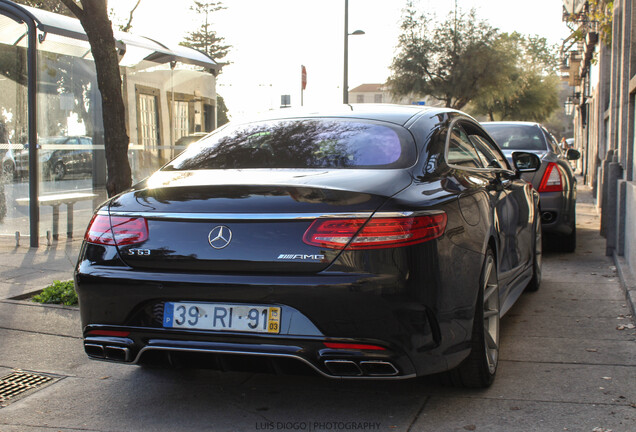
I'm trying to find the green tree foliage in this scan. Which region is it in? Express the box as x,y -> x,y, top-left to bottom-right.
471,33 -> 560,122
388,3 -> 510,109
217,93 -> 229,126
180,1 -> 231,62
565,0 -> 613,44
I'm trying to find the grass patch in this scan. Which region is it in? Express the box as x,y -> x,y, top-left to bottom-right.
32,280 -> 78,306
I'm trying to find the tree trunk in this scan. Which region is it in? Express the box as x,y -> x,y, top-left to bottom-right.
61,0 -> 131,197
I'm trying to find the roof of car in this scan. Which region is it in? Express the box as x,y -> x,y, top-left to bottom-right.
481,121 -> 541,127
236,104 -> 452,126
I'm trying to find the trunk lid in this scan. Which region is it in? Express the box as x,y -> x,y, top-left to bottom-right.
109,169 -> 412,273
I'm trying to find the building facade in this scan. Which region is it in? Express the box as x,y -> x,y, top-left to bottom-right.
564,0 -> 636,290
348,83 -> 438,106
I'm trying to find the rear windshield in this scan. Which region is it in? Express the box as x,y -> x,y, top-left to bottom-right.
163,118 -> 416,171
482,124 -> 547,151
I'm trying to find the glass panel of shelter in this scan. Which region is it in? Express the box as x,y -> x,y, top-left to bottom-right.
0,10 -> 219,243
0,15 -> 29,241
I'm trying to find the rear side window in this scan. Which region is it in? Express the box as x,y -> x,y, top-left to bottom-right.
446,125 -> 482,168
483,124 -> 548,151
542,127 -> 561,154
463,124 -> 509,169
163,119 -> 416,170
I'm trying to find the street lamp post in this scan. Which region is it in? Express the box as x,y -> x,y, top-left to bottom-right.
343,0 -> 364,104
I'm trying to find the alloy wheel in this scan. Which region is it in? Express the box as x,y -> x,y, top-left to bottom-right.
535,220 -> 542,280
482,254 -> 499,375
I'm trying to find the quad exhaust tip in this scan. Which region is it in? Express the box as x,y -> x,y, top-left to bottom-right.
360,361 -> 399,376
324,360 -> 362,376
324,360 -> 399,377
84,343 -> 105,359
85,343 -> 130,362
105,346 -> 130,362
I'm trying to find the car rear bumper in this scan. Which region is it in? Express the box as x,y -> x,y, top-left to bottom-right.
538,190 -> 575,235
82,325 -> 417,379
76,264 -> 480,378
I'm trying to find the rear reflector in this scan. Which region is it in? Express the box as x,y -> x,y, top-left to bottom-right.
85,215 -> 148,246
303,214 -> 447,250
323,342 -> 386,351
537,162 -> 563,193
86,330 -> 131,337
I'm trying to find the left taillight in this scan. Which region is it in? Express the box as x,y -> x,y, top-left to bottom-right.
303,213 -> 447,250
84,215 -> 148,246
537,162 -> 563,193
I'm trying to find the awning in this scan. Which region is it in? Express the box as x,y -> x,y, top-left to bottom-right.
14,3 -> 221,70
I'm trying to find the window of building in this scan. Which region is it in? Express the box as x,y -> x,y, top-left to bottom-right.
172,100 -> 189,142
356,94 -> 364,103
136,86 -> 162,148
374,94 -> 382,103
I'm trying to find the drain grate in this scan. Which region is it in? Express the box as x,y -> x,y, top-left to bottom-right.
0,371 -> 57,407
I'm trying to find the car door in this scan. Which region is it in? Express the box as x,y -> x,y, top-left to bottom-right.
464,122 -> 535,281
445,122 -> 518,284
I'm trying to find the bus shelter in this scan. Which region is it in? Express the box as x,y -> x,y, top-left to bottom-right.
0,0 -> 220,246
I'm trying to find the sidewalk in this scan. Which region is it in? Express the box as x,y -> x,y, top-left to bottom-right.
0,181 -> 634,432
0,238 -> 81,303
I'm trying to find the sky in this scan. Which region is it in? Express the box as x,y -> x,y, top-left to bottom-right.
108,0 -> 572,120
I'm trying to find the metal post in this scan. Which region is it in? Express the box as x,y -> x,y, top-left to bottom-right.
343,0 -> 349,104
27,22 -> 38,247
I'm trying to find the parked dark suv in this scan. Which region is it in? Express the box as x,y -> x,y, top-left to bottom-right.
482,122 -> 579,252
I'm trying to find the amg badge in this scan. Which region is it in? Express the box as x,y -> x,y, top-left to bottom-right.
277,253 -> 325,261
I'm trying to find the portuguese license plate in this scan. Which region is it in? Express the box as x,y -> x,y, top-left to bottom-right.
163,302 -> 281,334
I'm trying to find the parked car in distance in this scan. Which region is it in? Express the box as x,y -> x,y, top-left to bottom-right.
175,132 -> 209,147
76,105 -> 542,388
12,136 -> 93,180
482,121 -> 579,252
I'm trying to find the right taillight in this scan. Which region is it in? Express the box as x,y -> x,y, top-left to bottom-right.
537,162 -> 563,193
303,213 -> 447,250
84,214 -> 148,246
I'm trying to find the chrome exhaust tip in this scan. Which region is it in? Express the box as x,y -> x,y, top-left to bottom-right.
323,360 -> 362,376
84,343 -> 105,359
104,346 -> 130,362
359,361 -> 399,376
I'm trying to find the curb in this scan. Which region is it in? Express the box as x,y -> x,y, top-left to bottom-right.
613,251 -> 636,321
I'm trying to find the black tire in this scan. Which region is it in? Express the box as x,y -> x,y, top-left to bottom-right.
526,218 -> 542,292
53,162 -> 65,180
560,213 -> 576,253
446,249 -> 500,388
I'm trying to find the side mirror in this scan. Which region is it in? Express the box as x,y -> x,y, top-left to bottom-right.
566,149 -> 581,160
511,151 -> 541,173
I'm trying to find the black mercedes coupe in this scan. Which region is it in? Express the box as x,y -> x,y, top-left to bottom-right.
75,105 -> 541,388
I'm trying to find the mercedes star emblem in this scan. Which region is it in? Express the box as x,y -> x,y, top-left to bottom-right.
208,225 -> 232,249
